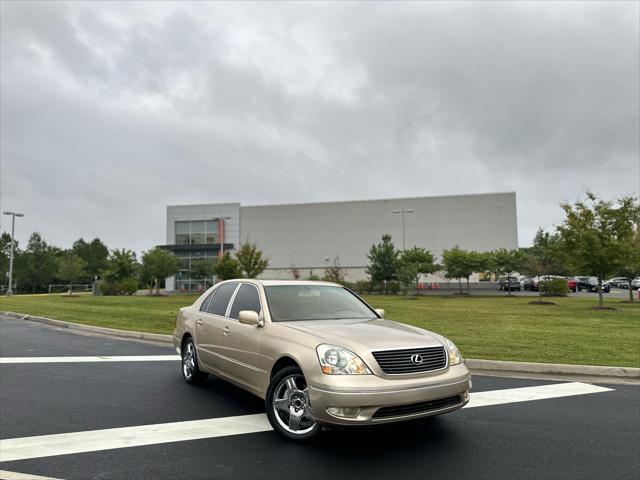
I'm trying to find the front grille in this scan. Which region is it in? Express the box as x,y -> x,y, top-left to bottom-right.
372,346 -> 447,374
373,395 -> 462,419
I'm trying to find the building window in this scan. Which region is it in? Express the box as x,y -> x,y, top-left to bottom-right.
175,221 -> 190,245
174,219 -> 220,245
205,220 -> 219,244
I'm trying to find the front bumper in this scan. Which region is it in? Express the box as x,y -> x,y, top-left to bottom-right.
308,363 -> 471,425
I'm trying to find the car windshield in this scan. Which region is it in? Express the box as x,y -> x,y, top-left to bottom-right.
264,285 -> 376,322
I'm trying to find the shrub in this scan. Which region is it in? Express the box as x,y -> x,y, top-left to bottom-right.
353,280 -> 371,293
340,280 -> 355,291
101,277 -> 139,295
387,281 -> 401,295
540,278 -> 569,297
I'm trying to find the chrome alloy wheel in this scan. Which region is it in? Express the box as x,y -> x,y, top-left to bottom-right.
272,374 -> 316,434
182,342 -> 196,380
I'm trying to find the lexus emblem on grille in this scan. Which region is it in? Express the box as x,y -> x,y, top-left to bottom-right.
410,354 -> 424,365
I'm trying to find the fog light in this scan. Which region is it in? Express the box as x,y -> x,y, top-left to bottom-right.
327,407 -> 361,418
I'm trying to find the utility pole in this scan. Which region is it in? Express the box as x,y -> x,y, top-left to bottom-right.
3,211 -> 24,296
392,208 -> 414,250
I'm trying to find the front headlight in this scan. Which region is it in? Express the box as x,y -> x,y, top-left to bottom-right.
316,344 -> 372,375
444,338 -> 463,365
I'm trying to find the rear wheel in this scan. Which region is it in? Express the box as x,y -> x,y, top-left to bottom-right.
266,366 -> 320,440
181,337 -> 208,385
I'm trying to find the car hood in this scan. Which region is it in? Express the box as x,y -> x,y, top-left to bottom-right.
279,318 -> 445,352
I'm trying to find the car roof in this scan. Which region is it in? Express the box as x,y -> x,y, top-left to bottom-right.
218,279 -> 342,287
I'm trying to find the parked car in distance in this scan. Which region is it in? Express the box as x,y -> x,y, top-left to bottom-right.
575,276 -> 611,293
520,277 -> 534,291
174,280 -> 471,440
566,277 -> 577,292
607,277 -> 630,289
498,276 -> 521,291
631,277 -> 640,290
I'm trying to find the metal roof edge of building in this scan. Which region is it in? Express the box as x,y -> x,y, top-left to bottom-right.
167,192 -> 517,210
166,202 -> 241,209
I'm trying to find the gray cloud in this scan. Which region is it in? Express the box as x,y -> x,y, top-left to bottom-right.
1,1 -> 638,253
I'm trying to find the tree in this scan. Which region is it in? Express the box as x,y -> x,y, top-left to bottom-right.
17,233 -> 59,293
557,192 -> 640,307
0,232 -> 14,285
72,238 -> 109,282
141,247 -> 180,295
324,256 -> 347,284
489,248 -> 524,296
57,253 -> 87,295
519,229 -> 571,303
235,242 -> 269,278
366,234 -> 399,292
190,259 -> 215,292
102,249 -> 139,282
618,227 -> 640,303
442,247 -> 487,294
214,252 -> 241,280
397,247 -> 438,294
101,249 -> 139,295
290,265 -> 301,280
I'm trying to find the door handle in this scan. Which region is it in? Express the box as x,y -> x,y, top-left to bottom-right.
196,319 -> 203,327
223,326 -> 231,335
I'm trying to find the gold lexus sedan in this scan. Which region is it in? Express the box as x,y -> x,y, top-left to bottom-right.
173,280 -> 471,440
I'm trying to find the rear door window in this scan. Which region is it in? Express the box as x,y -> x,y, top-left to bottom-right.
206,282 -> 238,316
229,284 -> 262,320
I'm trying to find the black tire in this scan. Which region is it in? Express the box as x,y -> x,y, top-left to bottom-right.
181,337 -> 208,385
266,366 -> 320,441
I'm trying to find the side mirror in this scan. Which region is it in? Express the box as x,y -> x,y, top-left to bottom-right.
239,310 -> 262,327
374,308 -> 385,318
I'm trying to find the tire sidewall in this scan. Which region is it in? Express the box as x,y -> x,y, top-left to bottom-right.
265,366 -> 320,441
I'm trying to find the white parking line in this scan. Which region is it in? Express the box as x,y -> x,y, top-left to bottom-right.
0,356 -> 180,364
0,382 -> 612,462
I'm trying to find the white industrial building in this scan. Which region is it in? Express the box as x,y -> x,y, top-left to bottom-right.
163,192 -> 518,292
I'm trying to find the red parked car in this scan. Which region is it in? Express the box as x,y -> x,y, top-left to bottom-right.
566,278 -> 577,292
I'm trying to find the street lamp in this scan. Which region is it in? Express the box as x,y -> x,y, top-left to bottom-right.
3,211 -> 24,296
392,208 -> 414,250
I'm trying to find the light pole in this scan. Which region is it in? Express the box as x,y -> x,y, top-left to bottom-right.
392,208 -> 414,250
3,211 -> 24,296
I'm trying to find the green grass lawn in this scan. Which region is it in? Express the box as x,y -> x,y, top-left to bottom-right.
1,293 -> 638,367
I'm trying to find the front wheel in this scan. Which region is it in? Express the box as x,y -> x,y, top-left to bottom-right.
266,366 -> 320,440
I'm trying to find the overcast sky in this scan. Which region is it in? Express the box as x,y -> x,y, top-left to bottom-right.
1,1 -> 638,254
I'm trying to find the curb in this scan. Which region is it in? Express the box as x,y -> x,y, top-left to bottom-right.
465,359 -> 640,380
2,311 -> 638,380
1,311 -> 173,344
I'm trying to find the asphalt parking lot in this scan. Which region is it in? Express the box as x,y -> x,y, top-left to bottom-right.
1,315 -> 638,480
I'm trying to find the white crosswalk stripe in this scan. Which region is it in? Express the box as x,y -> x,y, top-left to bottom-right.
0,469 -> 65,480
0,382 -> 612,462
